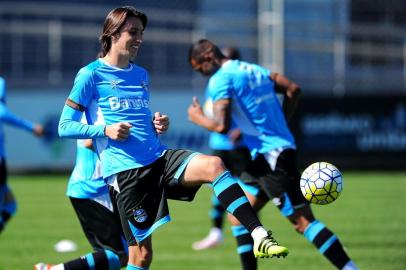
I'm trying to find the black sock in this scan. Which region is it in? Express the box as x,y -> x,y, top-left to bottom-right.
212,172 -> 261,233
232,225 -> 257,270
64,251 -> 109,270
304,220 -> 351,269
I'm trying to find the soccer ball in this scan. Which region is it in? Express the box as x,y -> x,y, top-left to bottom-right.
300,162 -> 343,205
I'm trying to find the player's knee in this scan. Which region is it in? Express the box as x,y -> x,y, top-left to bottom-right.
205,156 -> 226,181
137,249 -> 153,266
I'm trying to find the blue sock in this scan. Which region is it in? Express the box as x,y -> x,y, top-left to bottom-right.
127,263 -> 148,270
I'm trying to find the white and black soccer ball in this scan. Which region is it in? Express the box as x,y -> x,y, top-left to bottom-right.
300,162 -> 343,205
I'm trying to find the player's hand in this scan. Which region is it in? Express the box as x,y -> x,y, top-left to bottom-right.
105,122 -> 132,141
188,96 -> 204,123
33,124 -> 45,137
153,112 -> 169,134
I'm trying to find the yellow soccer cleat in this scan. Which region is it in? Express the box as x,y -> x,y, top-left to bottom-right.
253,231 -> 289,258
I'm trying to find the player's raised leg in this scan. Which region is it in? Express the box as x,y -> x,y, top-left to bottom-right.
182,154 -> 288,258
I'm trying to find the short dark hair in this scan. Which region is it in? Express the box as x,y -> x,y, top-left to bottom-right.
188,39 -> 224,64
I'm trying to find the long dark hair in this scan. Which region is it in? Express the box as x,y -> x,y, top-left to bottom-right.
98,6 -> 147,57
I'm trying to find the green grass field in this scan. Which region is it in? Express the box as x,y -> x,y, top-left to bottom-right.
1,172 -> 406,270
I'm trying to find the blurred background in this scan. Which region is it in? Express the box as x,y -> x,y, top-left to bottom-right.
1,0 -> 405,172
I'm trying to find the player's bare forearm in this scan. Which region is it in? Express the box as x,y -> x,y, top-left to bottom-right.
188,96 -> 229,133
270,72 -> 301,120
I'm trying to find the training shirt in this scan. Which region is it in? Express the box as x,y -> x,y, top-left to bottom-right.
0,77 -> 36,158
207,60 -> 295,158
59,59 -> 167,178
66,139 -> 108,199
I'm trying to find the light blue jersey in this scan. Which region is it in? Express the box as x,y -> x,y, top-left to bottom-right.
66,139 -> 108,199
207,60 -> 295,157
59,59 -> 167,178
0,77 -> 36,158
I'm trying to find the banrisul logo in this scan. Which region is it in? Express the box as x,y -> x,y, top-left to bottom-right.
133,208 -> 148,223
109,96 -> 149,111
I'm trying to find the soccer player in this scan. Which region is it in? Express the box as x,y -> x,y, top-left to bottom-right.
58,6 -> 288,270
0,75 -> 44,234
192,47 -> 253,251
34,136 -> 128,270
188,39 -> 359,270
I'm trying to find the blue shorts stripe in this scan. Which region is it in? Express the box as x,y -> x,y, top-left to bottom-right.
212,171 -> 236,196
319,235 -> 338,254
304,220 -> 325,242
174,152 -> 201,179
226,196 -> 249,214
231,225 -> 249,237
237,244 -> 253,254
128,215 -> 171,243
85,253 -> 95,270
105,249 -> 120,270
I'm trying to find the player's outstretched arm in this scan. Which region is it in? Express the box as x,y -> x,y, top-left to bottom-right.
0,102 -> 43,136
58,102 -> 105,139
59,101 -> 132,141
